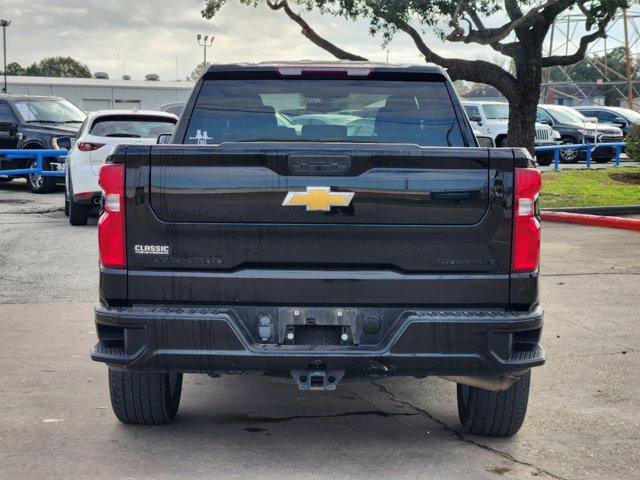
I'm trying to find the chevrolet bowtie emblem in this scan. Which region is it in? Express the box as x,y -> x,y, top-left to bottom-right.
282,187 -> 355,212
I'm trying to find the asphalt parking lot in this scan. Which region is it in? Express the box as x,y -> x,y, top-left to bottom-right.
0,181 -> 638,480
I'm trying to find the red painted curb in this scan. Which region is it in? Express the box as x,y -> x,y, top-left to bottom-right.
541,211 -> 640,231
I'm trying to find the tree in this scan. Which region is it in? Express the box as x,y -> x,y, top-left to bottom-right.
202,0 -> 626,152
187,61 -> 210,81
25,56 -> 92,78
3,62 -> 26,76
548,46 -> 635,82
547,46 -> 636,105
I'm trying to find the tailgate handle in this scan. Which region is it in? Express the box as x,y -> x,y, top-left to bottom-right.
288,155 -> 351,176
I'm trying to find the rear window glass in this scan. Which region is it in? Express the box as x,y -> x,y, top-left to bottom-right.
90,116 -> 176,138
184,79 -> 464,147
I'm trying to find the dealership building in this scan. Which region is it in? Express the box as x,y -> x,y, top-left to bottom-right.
4,75 -> 195,112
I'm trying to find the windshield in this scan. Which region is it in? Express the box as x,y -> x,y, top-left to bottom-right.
611,107 -> 640,122
482,104 -> 509,120
13,98 -> 86,123
184,79 -> 465,147
89,116 -> 176,138
546,106 -> 586,124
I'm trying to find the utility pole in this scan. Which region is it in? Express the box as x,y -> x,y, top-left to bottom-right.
623,8 -> 633,109
196,34 -> 214,66
1,19 -> 10,94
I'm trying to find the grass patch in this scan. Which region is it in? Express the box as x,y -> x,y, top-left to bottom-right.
540,167 -> 640,208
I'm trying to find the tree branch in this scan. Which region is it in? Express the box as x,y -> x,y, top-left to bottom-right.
504,0 -> 524,21
391,19 -> 517,99
541,26 -> 606,67
464,10 -> 518,57
448,1 -> 551,45
267,0 -> 368,61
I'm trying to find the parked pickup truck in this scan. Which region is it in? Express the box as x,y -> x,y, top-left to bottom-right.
463,100 -> 559,166
0,94 -> 84,193
91,62 -> 544,436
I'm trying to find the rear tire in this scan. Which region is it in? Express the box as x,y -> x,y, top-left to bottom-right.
68,197 -> 89,225
595,157 -> 612,164
108,369 -> 183,425
456,370 -> 531,437
27,158 -> 56,194
559,139 -> 579,164
536,153 -> 553,166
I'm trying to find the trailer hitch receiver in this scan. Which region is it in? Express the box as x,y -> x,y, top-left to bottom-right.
291,369 -> 345,391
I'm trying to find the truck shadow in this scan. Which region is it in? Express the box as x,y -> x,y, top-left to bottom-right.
107,375 -> 477,476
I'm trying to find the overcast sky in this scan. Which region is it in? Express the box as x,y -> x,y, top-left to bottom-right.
0,0 -> 498,81
0,0 -> 607,81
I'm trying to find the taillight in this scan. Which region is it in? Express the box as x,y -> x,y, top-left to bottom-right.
512,168 -> 542,272
98,163 -> 126,269
78,142 -> 105,152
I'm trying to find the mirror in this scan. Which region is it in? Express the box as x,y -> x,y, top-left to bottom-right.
0,122 -> 16,134
539,118 -> 552,126
476,135 -> 494,148
468,114 -> 482,124
157,133 -> 172,144
53,136 -> 73,150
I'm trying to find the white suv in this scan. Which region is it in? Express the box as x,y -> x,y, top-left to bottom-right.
65,110 -> 177,225
463,101 -> 560,165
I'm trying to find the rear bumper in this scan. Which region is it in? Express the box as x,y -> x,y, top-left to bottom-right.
73,191 -> 101,206
92,304 -> 545,377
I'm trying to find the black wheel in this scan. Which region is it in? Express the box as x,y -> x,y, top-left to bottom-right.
27,158 -> 56,193
536,153 -> 553,166
457,371 -> 531,437
64,198 -> 69,217
559,139 -> 579,164
108,369 -> 183,425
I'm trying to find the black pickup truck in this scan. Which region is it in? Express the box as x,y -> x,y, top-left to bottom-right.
92,62 -> 544,436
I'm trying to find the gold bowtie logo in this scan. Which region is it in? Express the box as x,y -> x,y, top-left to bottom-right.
282,187 -> 355,212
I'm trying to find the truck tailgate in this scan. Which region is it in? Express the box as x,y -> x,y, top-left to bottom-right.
123,143 -> 515,306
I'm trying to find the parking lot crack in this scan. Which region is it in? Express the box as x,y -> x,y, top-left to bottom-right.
0,207 -> 64,215
229,410 -> 416,424
371,381 -> 569,480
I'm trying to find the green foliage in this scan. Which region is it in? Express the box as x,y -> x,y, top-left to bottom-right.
24,56 -> 92,78
2,62 -> 25,76
187,61 -> 210,82
202,1 -> 625,45
548,46 -> 635,83
540,167 -> 640,208
623,122 -> 640,163
547,46 -> 633,105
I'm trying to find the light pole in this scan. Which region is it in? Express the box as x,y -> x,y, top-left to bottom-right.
196,34 -> 214,66
1,19 -> 10,94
